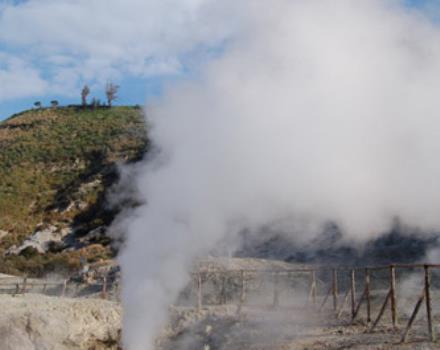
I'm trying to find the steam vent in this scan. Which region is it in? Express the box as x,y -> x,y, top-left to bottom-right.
2,0 -> 440,349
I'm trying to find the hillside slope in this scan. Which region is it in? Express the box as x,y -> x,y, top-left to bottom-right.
0,106 -> 148,275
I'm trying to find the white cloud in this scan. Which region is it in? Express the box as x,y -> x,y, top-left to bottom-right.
1,0 -> 439,103
0,52 -> 48,101
0,0 -> 241,100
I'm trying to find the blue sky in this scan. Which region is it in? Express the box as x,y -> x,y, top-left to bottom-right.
0,0 -> 438,120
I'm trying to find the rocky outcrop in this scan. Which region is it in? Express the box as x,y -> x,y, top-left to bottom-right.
4,223 -> 111,257
5,225 -> 73,255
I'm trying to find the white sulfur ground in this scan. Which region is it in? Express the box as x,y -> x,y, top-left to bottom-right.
0,294 -> 121,350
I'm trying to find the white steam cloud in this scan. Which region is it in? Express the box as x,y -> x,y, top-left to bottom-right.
116,1 -> 440,349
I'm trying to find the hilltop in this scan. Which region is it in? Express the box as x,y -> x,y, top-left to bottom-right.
0,106 -> 148,275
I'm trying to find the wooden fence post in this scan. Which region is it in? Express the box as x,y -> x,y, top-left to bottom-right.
74,282 -> 80,297
350,269 -> 356,319
61,279 -> 67,297
101,277 -> 108,300
365,268 -> 371,323
332,269 -> 339,312
424,265 -> 435,341
197,273 -> 203,311
220,273 -> 227,305
21,276 -> 28,294
240,270 -> 246,304
237,270 -> 246,314
310,270 -> 317,307
389,265 -> 398,328
273,272 -> 280,309
115,281 -> 121,301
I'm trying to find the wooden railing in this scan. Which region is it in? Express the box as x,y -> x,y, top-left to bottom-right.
192,263 -> 440,343
0,276 -> 118,300
2,263 -> 439,343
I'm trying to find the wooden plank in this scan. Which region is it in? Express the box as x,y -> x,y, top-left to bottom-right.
21,277 -> 27,294
318,285 -> 332,312
310,270 -> 317,307
60,279 -> 67,297
337,288 -> 351,319
192,263 -> 440,275
350,269 -> 356,319
351,287 -> 367,322
220,275 -> 227,305
13,283 -> 20,296
237,270 -> 246,314
101,277 -> 107,300
272,272 -> 280,309
389,265 -> 398,328
424,265 -> 435,341
197,273 -> 202,311
370,289 -> 391,332
365,268 -> 371,323
401,289 -> 425,343
332,269 -> 338,311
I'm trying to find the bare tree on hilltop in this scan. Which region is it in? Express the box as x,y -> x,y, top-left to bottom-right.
81,85 -> 90,108
105,82 -> 119,108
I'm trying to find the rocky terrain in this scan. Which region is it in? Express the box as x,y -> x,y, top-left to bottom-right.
0,294 -> 121,350
3,293 -> 438,350
0,257 -> 439,349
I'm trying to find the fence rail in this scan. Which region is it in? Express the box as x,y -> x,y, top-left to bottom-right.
191,263 -> 440,344
2,263 -> 439,343
0,276 -> 118,300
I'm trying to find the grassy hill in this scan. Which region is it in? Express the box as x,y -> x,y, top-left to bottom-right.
0,106 -> 148,275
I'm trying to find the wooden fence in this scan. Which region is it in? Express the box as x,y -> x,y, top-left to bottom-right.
192,263 -> 440,343
0,276 -> 117,300
2,263 -> 439,343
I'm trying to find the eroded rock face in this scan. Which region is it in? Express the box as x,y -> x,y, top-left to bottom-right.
0,295 -> 121,350
5,225 -> 73,255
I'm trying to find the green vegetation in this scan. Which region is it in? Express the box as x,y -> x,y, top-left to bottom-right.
0,106 -> 148,275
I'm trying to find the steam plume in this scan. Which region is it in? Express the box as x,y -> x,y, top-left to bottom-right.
116,1 -> 440,348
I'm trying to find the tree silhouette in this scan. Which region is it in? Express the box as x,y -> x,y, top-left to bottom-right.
81,85 -> 90,107
105,82 -> 119,108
